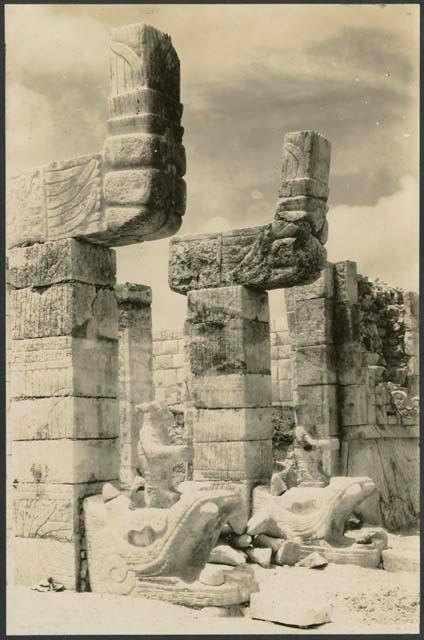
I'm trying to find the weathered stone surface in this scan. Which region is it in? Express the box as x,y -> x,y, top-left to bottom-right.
191,373 -> 272,408
333,302 -> 360,344
7,23 -> 185,249
294,298 -> 333,346
296,385 -> 338,437
12,439 -> 119,484
279,130 -> 331,201
13,481 -> 104,542
382,548 -> 419,573
336,342 -> 365,385
9,397 -> 119,440
8,240 -> 116,288
193,440 -> 273,482
295,345 -> 337,385
10,284 -> 118,340
187,285 -> 270,323
274,540 -> 301,566
10,337 -> 118,398
334,261 -> 358,303
250,589 -> 331,627
275,196 -> 328,233
339,384 -> 368,426
198,564 -> 225,586
116,282 -> 152,307
187,407 -> 273,443
14,537 -> 80,591
284,262 -> 334,311
169,224 -> 327,294
136,401 -> 192,507
208,545 -> 247,566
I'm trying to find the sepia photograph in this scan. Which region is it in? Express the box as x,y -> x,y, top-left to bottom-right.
5,2 -> 420,635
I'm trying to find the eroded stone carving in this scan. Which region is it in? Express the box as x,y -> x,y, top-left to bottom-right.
136,401 -> 192,508
7,23 -> 186,249
84,484 -> 258,605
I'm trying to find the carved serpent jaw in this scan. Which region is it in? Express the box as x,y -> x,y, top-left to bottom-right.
248,476 -> 376,543
98,487 -> 240,580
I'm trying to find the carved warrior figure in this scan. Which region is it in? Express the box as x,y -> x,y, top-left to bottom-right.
136,401 -> 192,508
7,23 -> 186,250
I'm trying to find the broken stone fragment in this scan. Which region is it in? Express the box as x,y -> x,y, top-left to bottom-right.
230,534 -> 252,549
297,551 -> 328,569
253,533 -> 282,554
208,545 -> 247,567
246,547 -> 272,568
274,540 -> 301,566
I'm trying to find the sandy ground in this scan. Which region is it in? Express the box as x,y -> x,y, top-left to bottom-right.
7,561 -> 420,635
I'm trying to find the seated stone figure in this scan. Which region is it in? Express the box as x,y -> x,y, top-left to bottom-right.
136,401 -> 193,508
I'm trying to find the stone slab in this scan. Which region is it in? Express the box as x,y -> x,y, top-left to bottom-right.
9,397 -> 119,440
103,133 -> 185,176
169,224 -> 327,294
187,407 -> 273,442
193,440 -> 273,481
279,130 -> 331,198
250,589 -> 331,628
12,439 -> 119,484
13,481 -> 105,542
187,286 -> 270,323
10,284 -> 118,340
9,336 -> 118,398
382,548 -> 419,573
295,345 -> 337,385
8,240 -> 116,288
191,373 -> 272,408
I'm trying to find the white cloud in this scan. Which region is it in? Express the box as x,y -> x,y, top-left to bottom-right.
327,175 -> 419,291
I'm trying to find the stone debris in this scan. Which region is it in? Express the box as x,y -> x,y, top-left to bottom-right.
208,545 -> 247,567
198,565 -> 225,586
246,547 -> 272,568
250,589 -> 331,628
274,540 -> 301,566
31,577 -> 65,593
297,552 -> 328,569
229,534 -> 252,549
253,533 -> 282,553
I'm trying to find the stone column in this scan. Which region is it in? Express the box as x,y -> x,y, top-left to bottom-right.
8,240 -> 120,590
285,262 -> 339,475
185,286 -> 273,533
116,283 -> 153,489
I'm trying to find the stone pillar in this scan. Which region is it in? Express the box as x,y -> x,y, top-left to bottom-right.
116,283 -> 153,489
285,262 -> 339,475
8,239 -> 120,590
185,286 -> 273,533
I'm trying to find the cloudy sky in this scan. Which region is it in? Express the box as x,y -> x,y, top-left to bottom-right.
6,4 -> 419,327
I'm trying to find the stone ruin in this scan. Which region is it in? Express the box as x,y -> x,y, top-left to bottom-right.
7,21 -> 419,615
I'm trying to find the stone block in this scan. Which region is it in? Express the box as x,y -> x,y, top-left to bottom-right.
187,318 -> 270,376
9,397 -> 119,440
296,384 -> 338,436
8,240 -> 116,288
277,359 -> 291,381
340,385 -> 368,426
250,589 -> 331,628
334,261 -> 358,303
10,337 -> 118,398
404,330 -> 419,357
191,373 -> 272,408
284,262 -> 334,312
172,353 -> 184,369
278,381 -> 293,402
115,282 -> 152,307
169,224 -> 327,294
295,298 -> 333,346
103,132 -> 185,176
295,345 -> 337,385
382,548 -> 419,573
14,537 -> 80,591
188,407 -> 273,442
187,286 -> 270,323
10,284 -> 118,340
161,339 -> 181,356
12,439 -> 119,484
275,196 -> 328,234
154,354 -> 173,369
275,330 -> 291,347
337,342 -> 365,385
13,481 -> 104,542
403,291 -> 419,330
278,345 -> 292,359
279,130 -> 331,197
193,440 -> 273,481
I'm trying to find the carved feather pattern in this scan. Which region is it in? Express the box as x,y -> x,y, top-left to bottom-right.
44,155 -> 101,239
